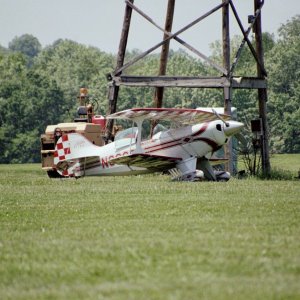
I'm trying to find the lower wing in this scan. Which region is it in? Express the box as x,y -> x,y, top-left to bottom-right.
109,153 -> 181,172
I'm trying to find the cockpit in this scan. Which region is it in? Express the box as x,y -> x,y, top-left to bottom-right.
114,127 -> 138,150
114,127 -> 138,141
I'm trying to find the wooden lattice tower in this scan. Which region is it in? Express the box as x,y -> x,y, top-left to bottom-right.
106,0 -> 270,176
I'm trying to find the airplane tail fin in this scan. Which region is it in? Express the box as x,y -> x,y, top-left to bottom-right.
53,133 -> 100,177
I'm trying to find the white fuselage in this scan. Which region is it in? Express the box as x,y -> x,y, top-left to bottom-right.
65,120 -> 229,177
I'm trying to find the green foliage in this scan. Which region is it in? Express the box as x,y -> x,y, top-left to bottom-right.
0,16 -> 299,163
34,39 -> 115,117
9,34 -> 42,58
8,34 -> 42,67
0,52 -> 64,163
9,130 -> 40,163
267,15 -> 300,153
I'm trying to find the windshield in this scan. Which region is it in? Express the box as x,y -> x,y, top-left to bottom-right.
115,127 -> 138,141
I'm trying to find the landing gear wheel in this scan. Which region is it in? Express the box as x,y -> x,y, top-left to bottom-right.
47,170 -> 62,178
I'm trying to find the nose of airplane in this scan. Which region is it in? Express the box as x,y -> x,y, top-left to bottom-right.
223,121 -> 244,137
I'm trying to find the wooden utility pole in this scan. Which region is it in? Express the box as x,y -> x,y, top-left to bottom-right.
106,0 -> 134,140
254,0 -> 271,176
222,0 -> 233,173
154,0 -> 176,109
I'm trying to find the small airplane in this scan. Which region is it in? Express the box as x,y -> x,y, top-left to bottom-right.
53,108 -> 243,181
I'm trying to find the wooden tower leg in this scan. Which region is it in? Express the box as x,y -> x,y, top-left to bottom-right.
153,0 -> 176,109
222,0 -> 233,174
106,0 -> 134,141
254,0 -> 271,177
151,0 -> 175,136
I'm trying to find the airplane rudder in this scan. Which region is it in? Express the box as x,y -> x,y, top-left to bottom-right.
54,134 -> 72,164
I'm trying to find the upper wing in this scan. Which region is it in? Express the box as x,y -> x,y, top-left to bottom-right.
109,153 -> 181,172
107,108 -> 230,125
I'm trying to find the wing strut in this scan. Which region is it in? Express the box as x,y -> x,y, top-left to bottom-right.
135,119 -> 144,153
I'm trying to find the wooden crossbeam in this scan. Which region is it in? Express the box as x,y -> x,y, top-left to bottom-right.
111,75 -> 267,89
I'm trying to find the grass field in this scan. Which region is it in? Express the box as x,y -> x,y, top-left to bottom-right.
271,154 -> 300,174
0,155 -> 299,300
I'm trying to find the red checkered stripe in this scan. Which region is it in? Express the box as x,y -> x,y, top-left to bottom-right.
54,135 -> 71,161
53,135 -> 75,177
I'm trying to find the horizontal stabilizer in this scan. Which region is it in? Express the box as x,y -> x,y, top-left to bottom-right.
55,156 -> 100,177
110,153 -> 181,171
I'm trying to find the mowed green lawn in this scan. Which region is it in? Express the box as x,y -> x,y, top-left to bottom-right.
0,156 -> 299,300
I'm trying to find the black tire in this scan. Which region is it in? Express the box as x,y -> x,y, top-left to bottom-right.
47,170 -> 63,178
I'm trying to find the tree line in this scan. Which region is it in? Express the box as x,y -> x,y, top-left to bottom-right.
0,15 -> 299,163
